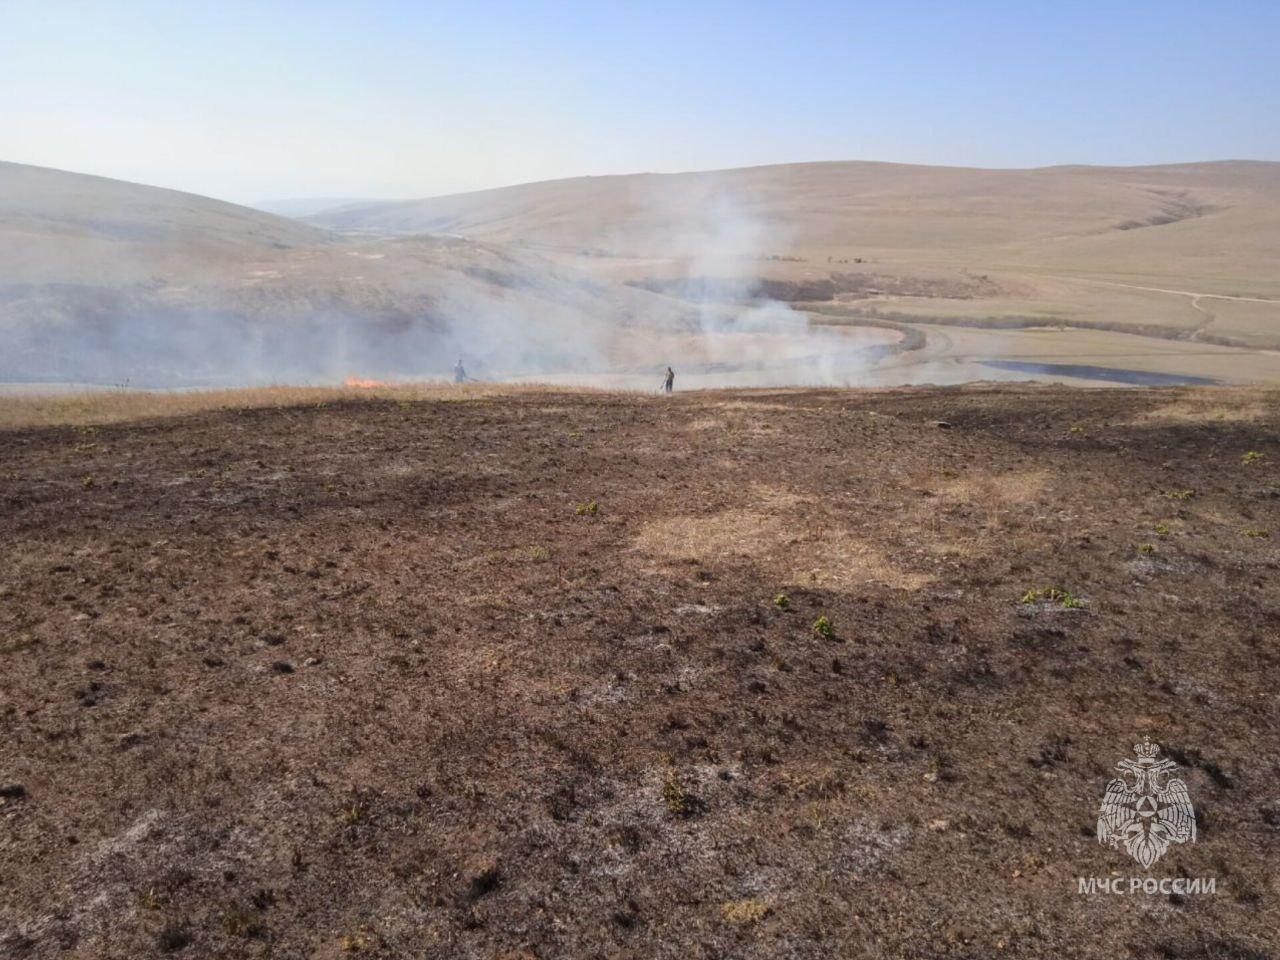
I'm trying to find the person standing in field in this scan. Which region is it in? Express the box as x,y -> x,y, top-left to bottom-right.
454,359 -> 467,383
663,367 -> 675,393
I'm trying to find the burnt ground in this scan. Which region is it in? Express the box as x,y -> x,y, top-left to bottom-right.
1,384 -> 1278,959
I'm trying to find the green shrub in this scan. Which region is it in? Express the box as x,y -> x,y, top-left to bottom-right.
1019,587 -> 1083,610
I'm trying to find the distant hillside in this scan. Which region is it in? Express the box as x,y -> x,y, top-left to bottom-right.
251,197 -> 379,219
0,163 -> 695,387
0,162 -> 335,292
308,159 -> 1280,271
6,159 -> 1279,389
1,161 -> 328,255
309,160 -> 1280,349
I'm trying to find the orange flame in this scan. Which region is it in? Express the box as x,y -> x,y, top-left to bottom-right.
344,375 -> 389,389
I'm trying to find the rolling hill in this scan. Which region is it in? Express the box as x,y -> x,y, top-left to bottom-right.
0,163 -> 696,387
6,159 -> 1280,391
308,159 -> 1280,273
309,160 -> 1280,351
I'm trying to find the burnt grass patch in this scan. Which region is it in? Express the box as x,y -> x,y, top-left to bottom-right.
1,383 -> 1278,958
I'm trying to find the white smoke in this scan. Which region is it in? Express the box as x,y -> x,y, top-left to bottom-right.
597,176 -> 884,389
1,162 -> 895,390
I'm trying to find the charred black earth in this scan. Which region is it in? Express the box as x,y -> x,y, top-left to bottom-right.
2,384 -> 1278,959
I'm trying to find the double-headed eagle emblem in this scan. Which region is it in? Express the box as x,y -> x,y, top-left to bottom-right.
1097,737 -> 1196,868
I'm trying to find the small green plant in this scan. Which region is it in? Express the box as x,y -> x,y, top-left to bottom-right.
1019,587 -> 1083,610
1138,543 -> 1155,554
1068,424 -> 1084,435
342,794 -> 370,825
1154,522 -> 1171,536
812,615 -> 835,639
1242,451 -> 1265,465
575,500 -> 599,516
1243,527 -> 1270,539
1165,489 -> 1195,501
773,592 -> 790,610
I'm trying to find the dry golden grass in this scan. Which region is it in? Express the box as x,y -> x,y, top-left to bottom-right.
796,535 -> 934,591
720,898 -> 771,925
713,400 -> 798,412
935,469 -> 1051,506
636,508 -> 788,561
684,416 -> 727,432
0,382 -> 612,431
634,485 -> 931,591
1125,392 -> 1271,425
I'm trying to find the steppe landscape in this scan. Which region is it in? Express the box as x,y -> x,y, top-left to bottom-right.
6,1 -> 1280,956
308,159 -> 1280,386
2,157 -> 1280,958
4,158 -> 1279,390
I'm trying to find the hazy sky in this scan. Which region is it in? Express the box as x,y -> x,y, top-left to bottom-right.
4,0 -> 1277,204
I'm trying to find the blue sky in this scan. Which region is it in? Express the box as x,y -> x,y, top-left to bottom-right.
3,0 -> 1277,203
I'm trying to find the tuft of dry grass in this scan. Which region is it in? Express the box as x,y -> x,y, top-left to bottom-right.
662,771 -> 689,817
0,381 -> 614,431
935,470 -> 1049,506
721,898 -> 771,925
1128,393 -> 1270,425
